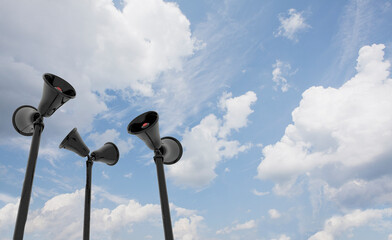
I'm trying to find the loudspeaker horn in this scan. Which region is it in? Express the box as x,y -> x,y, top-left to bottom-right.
127,111 -> 161,150
12,105 -> 41,136
91,142 -> 119,166
59,128 -> 90,157
160,136 -> 183,165
38,73 -> 76,117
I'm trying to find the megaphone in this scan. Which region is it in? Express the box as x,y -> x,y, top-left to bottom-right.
127,111 -> 183,239
59,129 -> 120,240
12,105 -> 41,136
91,142 -> 119,166
127,111 -> 183,165
59,128 -> 90,157
38,73 -> 76,117
12,73 -> 76,240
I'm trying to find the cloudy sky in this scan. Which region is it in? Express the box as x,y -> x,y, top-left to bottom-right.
1,0 -> 392,239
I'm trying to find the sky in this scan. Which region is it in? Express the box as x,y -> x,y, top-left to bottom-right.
0,0 -> 392,239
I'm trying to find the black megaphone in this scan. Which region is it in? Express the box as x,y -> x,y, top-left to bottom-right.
127,111 -> 182,164
59,128 -> 90,157
91,142 -> 119,166
38,73 -> 76,117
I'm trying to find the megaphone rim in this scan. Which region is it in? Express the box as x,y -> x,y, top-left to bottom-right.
43,73 -> 76,99
127,111 -> 159,135
161,136 -> 183,165
12,105 -> 39,136
59,127 -> 78,149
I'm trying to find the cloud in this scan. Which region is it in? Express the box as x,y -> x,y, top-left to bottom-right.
308,208 -> 392,240
252,189 -> 270,196
257,44 -> 392,206
272,60 -> 293,92
271,234 -> 291,240
0,0 -> 196,160
167,91 -> 257,189
274,9 -> 310,41
0,193 -> 18,204
268,209 -> 281,219
218,91 -> 258,138
173,215 -> 204,240
0,188 -> 202,240
216,219 -> 256,234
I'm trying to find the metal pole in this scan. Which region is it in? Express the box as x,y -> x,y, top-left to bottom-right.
13,120 -> 44,240
154,150 -> 174,240
83,156 -> 93,240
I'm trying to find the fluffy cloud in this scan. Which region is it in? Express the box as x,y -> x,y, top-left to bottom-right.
0,0 -> 196,158
272,60 -> 292,92
216,219 -> 256,234
309,208 -> 392,240
0,188 -> 202,240
274,9 -> 310,41
268,209 -> 281,219
167,91 -> 257,189
257,44 -> 392,205
173,215 -> 204,240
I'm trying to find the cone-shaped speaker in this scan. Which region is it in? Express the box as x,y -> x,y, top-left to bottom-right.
12,105 -> 41,136
127,111 -> 161,150
160,137 -> 183,165
38,73 -> 76,117
59,128 -> 90,157
91,142 -> 119,166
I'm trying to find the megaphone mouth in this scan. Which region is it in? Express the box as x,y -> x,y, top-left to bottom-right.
128,111 -> 159,134
43,73 -> 76,99
12,105 -> 40,136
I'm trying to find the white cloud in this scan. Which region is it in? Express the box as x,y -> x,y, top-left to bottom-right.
101,171 -> 110,179
0,201 -> 19,234
0,0 -> 196,160
216,219 -> 256,234
124,172 -> 133,179
274,9 -> 310,41
218,91 -> 258,138
252,189 -> 270,196
167,91 -> 257,189
173,215 -> 204,240
0,188 -> 201,240
271,234 -> 291,240
308,208 -> 392,240
0,193 -> 18,204
257,44 -> 392,204
272,60 -> 292,92
268,209 -> 281,219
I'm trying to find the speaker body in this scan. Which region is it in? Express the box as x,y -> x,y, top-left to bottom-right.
12,105 -> 41,136
91,142 -> 119,166
160,137 -> 183,165
128,111 -> 161,150
59,128 -> 90,157
38,73 -> 76,117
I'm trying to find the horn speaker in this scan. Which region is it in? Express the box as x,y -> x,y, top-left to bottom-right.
12,105 -> 40,136
12,73 -> 76,240
38,73 -> 76,117
59,128 -> 90,157
127,111 -> 182,165
91,142 -> 120,166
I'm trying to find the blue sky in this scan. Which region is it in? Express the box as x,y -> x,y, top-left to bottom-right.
1,0 -> 392,239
